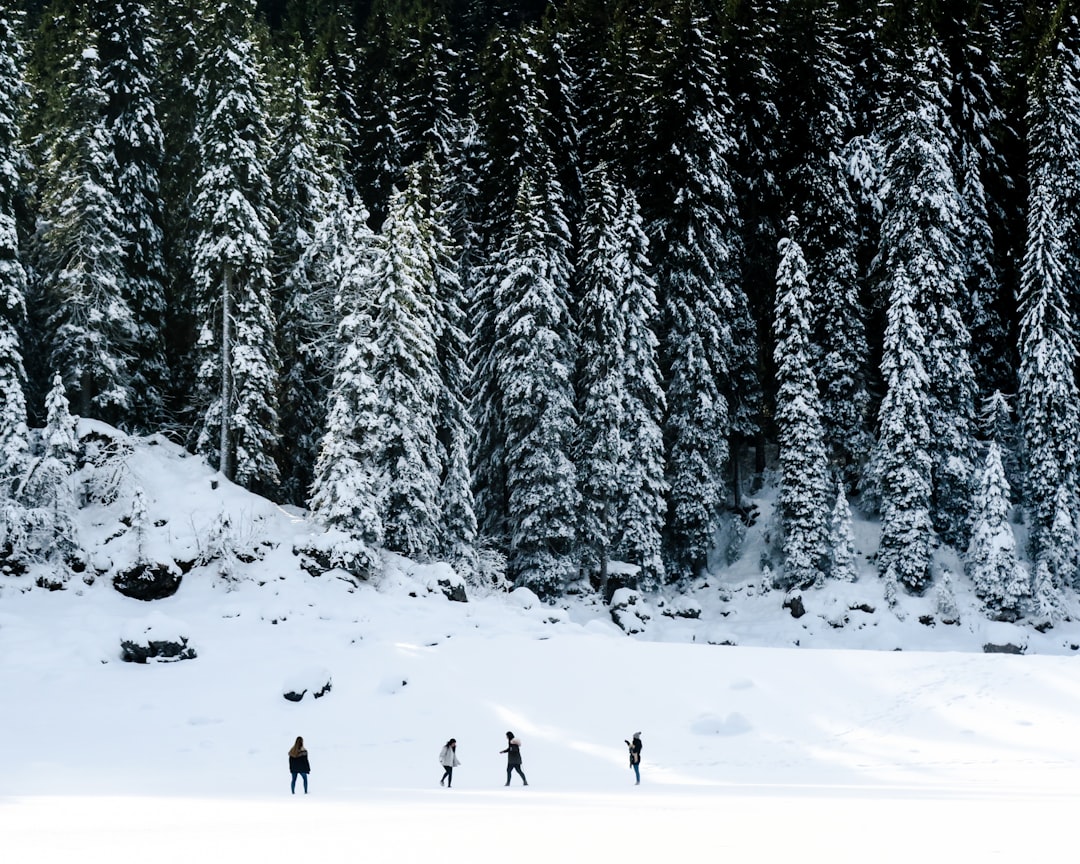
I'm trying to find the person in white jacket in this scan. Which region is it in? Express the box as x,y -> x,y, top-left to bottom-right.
439,738 -> 460,787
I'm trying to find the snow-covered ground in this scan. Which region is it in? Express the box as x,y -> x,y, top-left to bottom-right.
3,428 -> 1080,861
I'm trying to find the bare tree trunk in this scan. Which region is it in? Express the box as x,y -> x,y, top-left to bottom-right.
219,262 -> 233,481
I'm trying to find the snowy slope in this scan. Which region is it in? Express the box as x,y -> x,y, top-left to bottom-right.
3,427 -> 1080,861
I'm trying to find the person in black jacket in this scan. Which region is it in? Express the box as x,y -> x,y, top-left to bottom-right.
500,731 -> 528,786
289,736 -> 311,794
625,732 -> 642,785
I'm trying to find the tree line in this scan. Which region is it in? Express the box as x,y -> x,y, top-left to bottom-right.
0,0 -> 1077,625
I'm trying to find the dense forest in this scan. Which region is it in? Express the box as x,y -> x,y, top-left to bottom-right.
0,0 -> 1078,623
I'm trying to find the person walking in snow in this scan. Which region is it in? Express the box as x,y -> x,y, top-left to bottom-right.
625,732 -> 642,785
500,731 -> 528,786
439,738 -> 460,787
289,736 -> 311,794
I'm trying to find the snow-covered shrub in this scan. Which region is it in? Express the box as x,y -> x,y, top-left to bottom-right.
609,588 -> 652,634
660,596 -> 702,620
120,613 -> 195,663
935,571 -> 960,625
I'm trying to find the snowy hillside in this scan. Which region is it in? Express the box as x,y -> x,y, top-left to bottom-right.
4,427 -> 1080,861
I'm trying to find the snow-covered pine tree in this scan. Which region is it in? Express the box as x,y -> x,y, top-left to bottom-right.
1018,35 -> 1080,592
946,5 -> 1014,396
0,9 -> 30,494
636,1 -> 749,580
269,57 -> 333,506
367,167 -> 443,561
870,260 -> 934,596
36,23 -> 137,426
17,372 -> 80,583
575,164 -> 627,590
966,442 -> 1028,621
191,0 -> 281,497
308,200 -> 383,578
492,171 -> 579,598
773,220 -> 829,590
980,390 -> 1021,501
157,0 -> 204,417
881,37 -> 977,550
97,0 -> 168,432
775,0 -> 870,493
415,154 -> 478,581
612,181 -> 667,591
828,482 -> 857,584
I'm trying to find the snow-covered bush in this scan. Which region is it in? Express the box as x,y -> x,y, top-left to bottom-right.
282,667 -> 332,702
120,613 -> 195,663
610,588 -> 652,634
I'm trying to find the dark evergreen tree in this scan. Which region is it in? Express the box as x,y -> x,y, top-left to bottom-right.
966,441 -> 1028,621
875,35 -> 976,552
0,9 -> 30,493
773,220 -> 830,590
368,166 -> 443,561
269,57 -> 333,505
636,1 -> 752,579
190,0 -> 281,495
35,22 -> 137,424
308,200 -> 383,577
776,0 -> 870,492
1018,33 -> 1080,593
491,172 -> 579,597
98,0 -> 168,432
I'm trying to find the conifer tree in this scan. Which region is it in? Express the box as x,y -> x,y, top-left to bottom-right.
416,155 -> 478,580
0,9 -> 30,493
308,201 -> 383,577
966,442 -> 1028,620
1018,33 -> 1080,592
36,23 -> 137,425
367,168 -> 443,561
636,1 -> 752,579
612,182 -> 667,591
777,0 -> 869,491
575,164 -> 626,589
98,0 -> 168,431
270,58 -> 333,505
491,172 -> 579,597
773,221 -> 829,590
871,269 -> 933,596
17,372 -> 80,579
828,482 -> 857,583
191,0 -> 281,496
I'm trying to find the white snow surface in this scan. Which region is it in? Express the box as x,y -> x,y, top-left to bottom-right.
3,427 -> 1080,861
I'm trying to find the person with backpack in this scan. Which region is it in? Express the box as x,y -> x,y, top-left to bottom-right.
439,738 -> 460,787
288,736 -> 311,794
500,731 -> 528,786
625,732 -> 642,785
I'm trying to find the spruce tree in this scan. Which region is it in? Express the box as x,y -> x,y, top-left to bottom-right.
368,167 -> 443,561
773,221 -> 830,590
966,442 -> 1028,621
871,269 -> 934,596
492,172 -> 579,597
17,372 -> 80,581
828,482 -> 858,584
0,9 -> 30,493
612,181 -> 667,591
36,23 -> 137,425
190,0 -> 281,496
308,201 -> 383,577
98,0 -> 168,431
575,164 -> 627,590
636,1 -> 751,579
1018,35 -> 1080,592
269,57 -> 333,505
